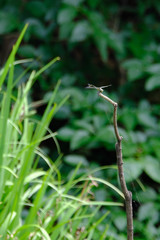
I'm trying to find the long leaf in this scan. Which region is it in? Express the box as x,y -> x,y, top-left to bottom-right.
0,24 -> 28,88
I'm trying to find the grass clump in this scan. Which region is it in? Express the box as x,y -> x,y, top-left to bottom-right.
0,25 -> 123,239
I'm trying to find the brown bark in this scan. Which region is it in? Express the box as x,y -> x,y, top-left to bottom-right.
86,85 -> 134,240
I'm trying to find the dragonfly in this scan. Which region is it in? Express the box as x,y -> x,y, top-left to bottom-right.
86,84 -> 111,92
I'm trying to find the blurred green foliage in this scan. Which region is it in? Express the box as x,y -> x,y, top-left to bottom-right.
0,0 -> 160,239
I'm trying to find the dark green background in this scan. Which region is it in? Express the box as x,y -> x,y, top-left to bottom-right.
0,0 -> 160,239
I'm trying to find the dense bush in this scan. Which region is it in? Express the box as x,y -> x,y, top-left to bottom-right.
0,0 -> 160,239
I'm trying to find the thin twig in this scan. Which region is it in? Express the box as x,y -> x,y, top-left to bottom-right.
86,84 -> 134,240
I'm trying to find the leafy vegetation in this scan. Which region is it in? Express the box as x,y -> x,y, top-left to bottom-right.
0,26 -> 124,239
0,0 -> 160,239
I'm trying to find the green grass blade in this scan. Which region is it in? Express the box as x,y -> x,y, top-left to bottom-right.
87,211 -> 110,240
14,224 -> 51,240
32,56 -> 60,84
79,176 -> 124,199
25,171 -> 51,225
64,162 -> 82,194
0,53 -> 15,200
0,24 -> 28,88
99,224 -> 110,240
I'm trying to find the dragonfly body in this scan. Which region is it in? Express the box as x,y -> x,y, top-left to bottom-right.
86,84 -> 111,92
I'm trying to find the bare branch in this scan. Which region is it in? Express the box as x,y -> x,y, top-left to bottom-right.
87,85 -> 134,240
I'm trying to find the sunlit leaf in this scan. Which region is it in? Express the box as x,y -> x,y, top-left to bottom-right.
58,127 -> 75,141
70,20 -> 92,42
114,214 -> 126,231
144,156 -> 160,183
145,74 -> 160,91
145,63 -> 160,74
138,203 -> 157,221
95,125 -> 115,143
137,112 -> 157,128
70,130 -> 91,150
124,159 -> 143,182
122,59 -> 144,81
64,155 -> 89,166
63,0 -> 84,7
57,7 -> 77,24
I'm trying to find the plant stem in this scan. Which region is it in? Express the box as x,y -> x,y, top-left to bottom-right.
87,86 -> 134,240
99,91 -> 134,240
